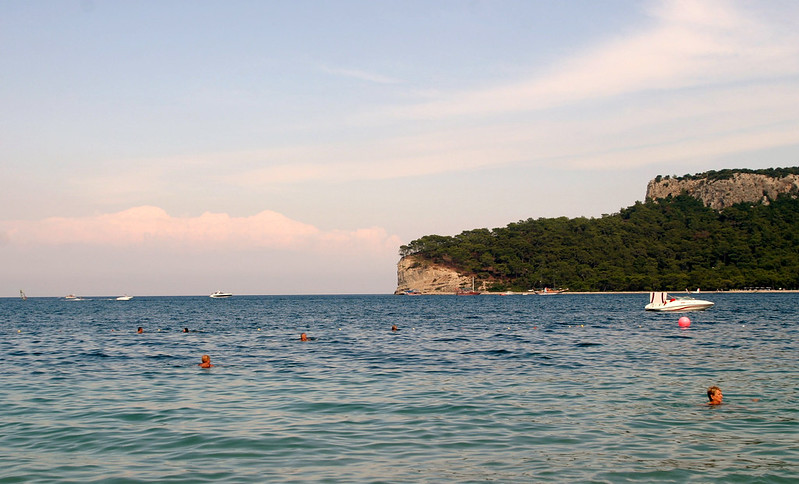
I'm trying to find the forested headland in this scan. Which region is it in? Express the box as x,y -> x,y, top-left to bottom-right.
399,194 -> 799,292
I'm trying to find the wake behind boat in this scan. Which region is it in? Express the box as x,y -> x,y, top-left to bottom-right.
210,291 -> 233,298
645,291 -> 714,312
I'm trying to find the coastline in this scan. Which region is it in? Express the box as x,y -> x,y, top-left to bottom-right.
401,289 -> 799,295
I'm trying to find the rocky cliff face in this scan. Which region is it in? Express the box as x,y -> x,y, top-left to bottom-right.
394,255 -> 487,294
646,172 -> 799,209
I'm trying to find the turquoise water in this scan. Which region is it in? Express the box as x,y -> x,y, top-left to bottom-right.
2,293 -> 797,482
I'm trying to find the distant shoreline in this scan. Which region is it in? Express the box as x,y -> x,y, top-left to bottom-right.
403,289 -> 799,295
6,290 -> 799,299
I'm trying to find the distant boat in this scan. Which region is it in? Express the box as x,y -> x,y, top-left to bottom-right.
456,278 -> 481,296
20,290 -> 27,300
645,291 -> 714,312
534,287 -> 565,295
401,290 -> 422,295
64,294 -> 86,301
115,295 -> 133,301
210,291 -> 233,298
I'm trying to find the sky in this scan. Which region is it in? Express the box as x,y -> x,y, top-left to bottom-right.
2,0 -> 799,296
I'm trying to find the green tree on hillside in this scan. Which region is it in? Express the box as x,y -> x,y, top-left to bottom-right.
398,194 -> 799,291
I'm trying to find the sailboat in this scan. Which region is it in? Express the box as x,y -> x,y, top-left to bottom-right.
20,290 -> 27,301
456,277 -> 481,295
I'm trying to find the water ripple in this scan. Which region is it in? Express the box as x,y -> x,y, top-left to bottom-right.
1,293 -> 798,482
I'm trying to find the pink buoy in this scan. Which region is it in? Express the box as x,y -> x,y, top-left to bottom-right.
678,316 -> 691,328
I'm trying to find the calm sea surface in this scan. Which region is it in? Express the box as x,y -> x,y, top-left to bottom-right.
1,293 -> 797,483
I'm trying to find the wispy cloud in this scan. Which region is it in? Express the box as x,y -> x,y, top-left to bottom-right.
390,0 -> 799,120
320,65 -> 403,84
54,0 -> 799,197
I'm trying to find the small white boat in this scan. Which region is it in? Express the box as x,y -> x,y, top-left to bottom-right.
115,295 -> 133,301
210,291 -> 233,298
534,287 -> 565,295
645,291 -> 714,312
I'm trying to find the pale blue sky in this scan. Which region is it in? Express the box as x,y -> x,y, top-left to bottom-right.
2,0 -> 799,296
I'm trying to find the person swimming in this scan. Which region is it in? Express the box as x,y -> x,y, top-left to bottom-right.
182,328 -> 189,333
300,333 -> 308,341
391,325 -> 399,331
137,327 -> 143,334
707,385 -> 722,405
198,354 -> 214,368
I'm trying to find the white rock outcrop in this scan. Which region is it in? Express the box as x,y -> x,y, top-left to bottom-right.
646,173 -> 799,209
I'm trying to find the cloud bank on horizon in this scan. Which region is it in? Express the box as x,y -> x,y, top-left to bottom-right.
1,207 -> 400,296
1,0 -> 798,295
3,206 -> 398,252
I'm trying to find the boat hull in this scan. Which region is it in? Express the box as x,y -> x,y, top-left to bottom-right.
645,291 -> 714,311
645,302 -> 714,312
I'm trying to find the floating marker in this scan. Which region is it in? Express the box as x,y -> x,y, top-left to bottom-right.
678,316 -> 691,328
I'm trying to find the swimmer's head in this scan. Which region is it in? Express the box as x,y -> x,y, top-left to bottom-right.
201,354 -> 210,363
300,333 -> 308,341
707,386 -> 722,405
391,325 -> 398,331
137,327 -> 143,333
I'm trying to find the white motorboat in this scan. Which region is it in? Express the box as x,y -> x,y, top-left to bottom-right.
115,295 -> 133,301
645,291 -> 714,312
210,291 -> 233,298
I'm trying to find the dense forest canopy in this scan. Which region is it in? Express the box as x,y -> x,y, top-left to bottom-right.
399,195 -> 799,292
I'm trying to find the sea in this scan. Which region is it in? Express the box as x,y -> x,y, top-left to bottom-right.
1,293 -> 797,483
